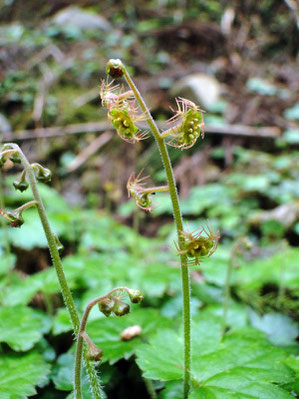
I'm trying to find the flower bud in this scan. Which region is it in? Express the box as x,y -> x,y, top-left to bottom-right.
127,289 -> 144,304
98,297 -> 115,317
86,342 -> 103,362
4,209 -> 24,228
106,59 -> 124,79
166,98 -> 204,150
113,300 -> 130,317
31,163 -> 52,183
176,223 -> 219,266
13,171 -> 29,192
9,151 -> 21,164
110,108 -> 139,141
0,201 -> 36,228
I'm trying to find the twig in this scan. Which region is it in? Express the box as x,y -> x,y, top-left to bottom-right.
4,122 -> 281,142
66,132 -> 113,173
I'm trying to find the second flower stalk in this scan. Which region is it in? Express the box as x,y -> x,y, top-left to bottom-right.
102,59 -> 219,398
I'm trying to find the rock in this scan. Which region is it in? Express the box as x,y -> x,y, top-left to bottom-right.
52,6 -> 112,32
170,73 -> 221,110
249,202 -> 299,229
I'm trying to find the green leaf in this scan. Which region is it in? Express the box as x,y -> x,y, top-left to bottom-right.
200,304 -> 248,330
283,356 -> 299,394
190,380 -> 294,399
0,305 -> 50,351
283,130 -> 299,144
86,308 -> 172,365
137,317 -> 295,398
159,380 -> 184,399
130,263 -> 181,298
0,253 -> 16,275
137,316 -> 222,381
236,248 -> 299,292
284,103 -> 299,120
52,308 -> 73,335
249,311 -> 299,346
0,351 -> 50,399
52,352 -> 115,397
51,353 -> 75,391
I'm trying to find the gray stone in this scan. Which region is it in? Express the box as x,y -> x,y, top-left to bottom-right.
171,73 -> 221,110
52,6 -> 112,32
249,202 -> 299,229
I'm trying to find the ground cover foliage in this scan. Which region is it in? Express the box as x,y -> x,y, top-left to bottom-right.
0,163 -> 298,398
0,0 -> 298,398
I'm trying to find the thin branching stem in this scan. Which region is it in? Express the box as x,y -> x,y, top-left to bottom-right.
122,65 -> 191,398
142,185 -> 169,194
3,144 -> 104,399
0,170 -> 11,257
74,287 -> 132,399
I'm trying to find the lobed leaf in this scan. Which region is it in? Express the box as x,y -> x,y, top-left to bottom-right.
0,351 -> 50,399
0,305 -> 51,351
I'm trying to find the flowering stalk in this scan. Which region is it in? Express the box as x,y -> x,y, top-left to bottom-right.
0,143 -> 103,399
74,287 -> 143,399
105,59 -> 192,398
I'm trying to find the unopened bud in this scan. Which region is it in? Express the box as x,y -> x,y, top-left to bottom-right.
86,342 -> 103,362
106,59 -> 124,79
113,300 -> 130,317
9,151 -> 21,164
128,289 -> 144,304
0,201 -> 36,228
81,331 -> 103,362
5,209 -> 24,228
13,171 -> 29,192
98,297 -> 115,317
31,163 -> 52,183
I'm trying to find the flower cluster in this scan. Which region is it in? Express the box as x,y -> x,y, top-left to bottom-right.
98,288 -> 144,318
127,171 -> 152,211
164,97 -> 205,150
176,223 -> 219,266
127,171 -> 169,212
0,144 -> 52,228
100,80 -> 148,144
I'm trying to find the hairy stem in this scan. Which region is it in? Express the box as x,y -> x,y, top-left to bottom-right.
0,171 -> 11,257
122,65 -> 191,398
222,258 -> 233,337
12,145 -> 103,399
74,287 -> 132,399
